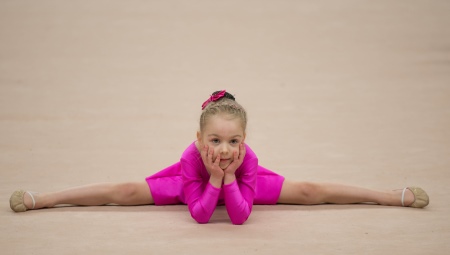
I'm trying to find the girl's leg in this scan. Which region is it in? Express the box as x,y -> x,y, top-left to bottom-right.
22,182 -> 154,210
277,180 -> 415,206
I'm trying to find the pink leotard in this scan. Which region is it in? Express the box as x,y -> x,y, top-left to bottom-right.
146,142 -> 284,224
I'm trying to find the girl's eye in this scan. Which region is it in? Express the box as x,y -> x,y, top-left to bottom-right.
212,139 -> 220,144
230,139 -> 239,144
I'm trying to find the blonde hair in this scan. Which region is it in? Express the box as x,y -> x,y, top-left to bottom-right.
199,91 -> 247,132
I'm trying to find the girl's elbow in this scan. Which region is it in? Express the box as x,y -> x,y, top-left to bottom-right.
194,217 -> 209,224
188,204 -> 211,224
231,217 -> 248,225
190,211 -> 210,224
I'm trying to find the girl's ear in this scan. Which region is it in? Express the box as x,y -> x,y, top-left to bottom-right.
242,132 -> 246,143
196,131 -> 202,142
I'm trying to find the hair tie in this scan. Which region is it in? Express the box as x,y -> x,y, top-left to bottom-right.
201,90 -> 226,110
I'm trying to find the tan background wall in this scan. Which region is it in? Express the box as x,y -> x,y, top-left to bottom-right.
1,1 -> 449,254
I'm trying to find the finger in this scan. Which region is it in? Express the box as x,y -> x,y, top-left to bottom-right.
208,147 -> 214,163
201,145 -> 207,156
239,143 -> 246,159
224,152 -> 239,172
214,153 -> 221,166
201,145 -> 208,161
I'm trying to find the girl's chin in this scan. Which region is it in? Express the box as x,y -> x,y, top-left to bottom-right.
219,161 -> 231,169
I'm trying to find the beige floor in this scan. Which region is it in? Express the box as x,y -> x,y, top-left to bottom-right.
1,1 -> 450,254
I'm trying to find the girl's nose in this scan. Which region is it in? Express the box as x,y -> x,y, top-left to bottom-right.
221,144 -> 229,154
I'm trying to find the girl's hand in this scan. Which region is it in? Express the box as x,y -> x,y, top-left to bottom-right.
223,143 -> 246,176
201,145 -> 224,188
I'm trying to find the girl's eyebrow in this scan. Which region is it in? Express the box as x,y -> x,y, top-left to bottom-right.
208,134 -> 242,138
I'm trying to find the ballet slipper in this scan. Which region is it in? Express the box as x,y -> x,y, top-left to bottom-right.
9,190 -> 36,212
401,187 -> 429,208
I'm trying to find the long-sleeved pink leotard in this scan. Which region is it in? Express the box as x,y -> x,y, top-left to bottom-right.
146,142 -> 284,224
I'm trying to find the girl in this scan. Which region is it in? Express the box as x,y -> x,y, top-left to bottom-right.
9,90 -> 429,225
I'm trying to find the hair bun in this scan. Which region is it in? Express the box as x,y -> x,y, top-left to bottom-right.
212,90 -> 235,101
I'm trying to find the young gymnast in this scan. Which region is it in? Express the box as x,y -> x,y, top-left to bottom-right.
9,90 -> 429,224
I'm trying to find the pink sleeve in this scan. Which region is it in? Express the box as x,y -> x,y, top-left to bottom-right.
181,158 -> 220,224
223,157 -> 258,225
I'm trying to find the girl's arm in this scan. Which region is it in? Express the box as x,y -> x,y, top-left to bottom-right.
181,159 -> 220,224
223,157 -> 258,225
221,144 -> 257,225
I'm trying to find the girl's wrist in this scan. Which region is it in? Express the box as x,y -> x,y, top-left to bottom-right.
223,173 -> 236,185
209,175 -> 223,188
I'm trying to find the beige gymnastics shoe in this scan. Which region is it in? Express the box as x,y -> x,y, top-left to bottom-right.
402,187 -> 429,208
10,190 -> 36,212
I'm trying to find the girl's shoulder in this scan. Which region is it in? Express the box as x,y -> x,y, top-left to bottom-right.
181,141 -> 202,164
243,143 -> 258,161
237,144 -> 258,175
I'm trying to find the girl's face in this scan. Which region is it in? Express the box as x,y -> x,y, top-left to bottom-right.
197,114 -> 246,170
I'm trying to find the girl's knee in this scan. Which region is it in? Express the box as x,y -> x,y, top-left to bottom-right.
112,182 -> 153,205
295,182 -> 324,204
114,183 -> 139,200
279,181 -> 323,204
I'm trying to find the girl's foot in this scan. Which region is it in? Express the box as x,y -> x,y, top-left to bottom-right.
9,190 -> 37,212
394,188 -> 414,206
393,187 -> 429,208
402,187 -> 429,208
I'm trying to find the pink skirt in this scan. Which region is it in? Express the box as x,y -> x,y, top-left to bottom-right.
146,162 -> 285,205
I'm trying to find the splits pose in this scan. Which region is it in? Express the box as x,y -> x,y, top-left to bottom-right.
10,90 -> 429,224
